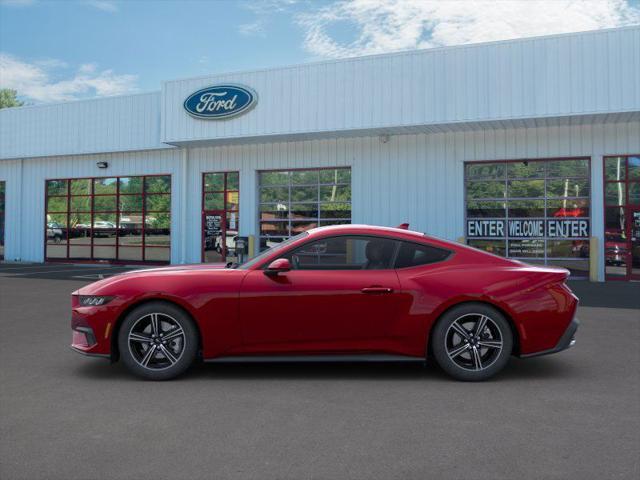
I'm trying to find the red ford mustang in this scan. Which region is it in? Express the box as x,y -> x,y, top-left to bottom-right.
71,224 -> 579,381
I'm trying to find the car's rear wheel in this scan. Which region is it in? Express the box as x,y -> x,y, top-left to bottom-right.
118,302 -> 198,380
432,303 -> 513,381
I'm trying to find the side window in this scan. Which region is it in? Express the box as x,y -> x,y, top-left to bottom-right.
287,236 -> 397,270
394,241 -> 451,268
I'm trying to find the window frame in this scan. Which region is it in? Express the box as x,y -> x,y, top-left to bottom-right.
393,239 -> 454,270
464,157 -> 591,277
258,167 -> 352,250
602,154 -> 640,281
280,234 -> 400,271
201,171 -> 240,263
44,174 -> 171,264
265,233 -> 453,271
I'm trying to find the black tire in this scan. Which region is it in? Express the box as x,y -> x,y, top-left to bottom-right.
118,301 -> 198,380
431,303 -> 513,381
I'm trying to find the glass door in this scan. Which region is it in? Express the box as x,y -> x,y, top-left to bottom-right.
203,211 -> 225,263
604,155 -> 640,280
202,172 -> 239,264
631,208 -> 640,280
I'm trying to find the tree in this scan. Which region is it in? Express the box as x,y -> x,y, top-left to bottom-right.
0,89 -> 24,109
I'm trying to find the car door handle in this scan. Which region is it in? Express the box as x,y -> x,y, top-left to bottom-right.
361,287 -> 394,294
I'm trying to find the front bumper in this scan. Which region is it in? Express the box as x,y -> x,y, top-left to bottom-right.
520,316 -> 579,358
70,325 -> 110,358
70,299 -> 117,358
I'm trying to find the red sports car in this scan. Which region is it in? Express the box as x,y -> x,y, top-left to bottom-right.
71,224 -> 579,381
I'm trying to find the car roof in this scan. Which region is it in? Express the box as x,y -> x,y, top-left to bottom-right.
307,224 -> 425,237
305,224 -> 474,251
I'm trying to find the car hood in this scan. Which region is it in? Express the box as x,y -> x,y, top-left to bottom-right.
130,263 -> 228,273
73,263 -> 237,295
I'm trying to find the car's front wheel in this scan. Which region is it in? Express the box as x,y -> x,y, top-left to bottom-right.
118,301 -> 198,380
431,303 -> 513,381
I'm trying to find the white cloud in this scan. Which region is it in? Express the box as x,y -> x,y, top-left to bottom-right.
238,0 -> 300,36
78,63 -> 97,74
0,53 -> 138,103
297,0 -> 640,58
238,19 -> 266,36
34,58 -> 69,69
242,0 -> 299,15
83,0 -> 118,13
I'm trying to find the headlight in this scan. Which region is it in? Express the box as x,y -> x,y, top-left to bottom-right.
78,295 -> 115,306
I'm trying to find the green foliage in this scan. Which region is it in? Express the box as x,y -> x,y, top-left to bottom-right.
0,89 -> 24,109
145,176 -> 171,194
508,180 -> 544,198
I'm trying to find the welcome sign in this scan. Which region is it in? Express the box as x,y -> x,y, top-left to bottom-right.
467,219 -> 590,239
184,84 -> 257,119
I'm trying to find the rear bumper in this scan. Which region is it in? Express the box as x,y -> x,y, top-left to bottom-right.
520,316 -> 579,359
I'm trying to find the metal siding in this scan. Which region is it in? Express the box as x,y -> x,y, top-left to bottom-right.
4,120 -> 637,282
177,121 -> 639,284
0,92 -> 168,160
0,149 -> 183,263
0,160 -> 22,261
162,27 -> 640,145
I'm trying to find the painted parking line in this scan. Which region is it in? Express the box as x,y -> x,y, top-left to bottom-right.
0,264 -> 110,272
71,274 -> 116,279
0,267 -> 128,277
0,265 -> 63,271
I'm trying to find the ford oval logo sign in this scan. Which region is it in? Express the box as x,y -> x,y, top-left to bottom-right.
183,84 -> 257,119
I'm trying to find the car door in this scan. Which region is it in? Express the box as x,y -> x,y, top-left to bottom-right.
238,235 -> 410,355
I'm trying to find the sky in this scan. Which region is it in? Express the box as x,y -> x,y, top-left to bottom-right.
1,0 -> 639,104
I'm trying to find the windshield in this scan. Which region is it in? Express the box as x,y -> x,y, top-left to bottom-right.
237,232 -> 309,270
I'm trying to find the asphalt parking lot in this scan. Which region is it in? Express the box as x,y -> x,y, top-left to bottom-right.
0,263 -> 638,480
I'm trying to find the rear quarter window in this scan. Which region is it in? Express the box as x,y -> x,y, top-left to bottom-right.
394,241 -> 451,268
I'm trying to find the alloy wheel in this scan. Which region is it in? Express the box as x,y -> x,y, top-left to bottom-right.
445,313 -> 503,371
127,313 -> 186,370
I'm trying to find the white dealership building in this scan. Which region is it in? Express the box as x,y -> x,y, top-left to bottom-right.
1,26 -> 639,281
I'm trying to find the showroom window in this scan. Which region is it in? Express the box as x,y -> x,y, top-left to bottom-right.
0,181 -> 5,260
464,158 -> 591,277
45,175 -> 171,263
258,167 -> 351,251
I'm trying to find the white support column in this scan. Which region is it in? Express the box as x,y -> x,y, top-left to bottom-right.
0,160 -> 22,262
591,154 -> 605,282
180,148 -> 188,264
239,167 -> 258,253
7,158 -> 25,262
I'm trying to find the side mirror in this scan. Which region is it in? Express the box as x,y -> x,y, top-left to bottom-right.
264,258 -> 291,276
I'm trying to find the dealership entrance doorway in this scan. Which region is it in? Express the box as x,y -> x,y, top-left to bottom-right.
604,155 -> 640,281
202,172 -> 239,264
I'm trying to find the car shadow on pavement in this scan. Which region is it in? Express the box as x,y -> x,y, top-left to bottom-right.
71,355 -> 577,383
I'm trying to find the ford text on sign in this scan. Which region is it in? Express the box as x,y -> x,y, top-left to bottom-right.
184,84 -> 257,119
